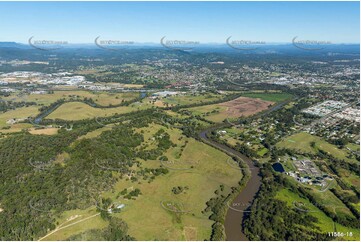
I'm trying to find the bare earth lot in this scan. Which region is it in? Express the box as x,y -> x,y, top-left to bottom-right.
219,97 -> 274,117
187,97 -> 274,122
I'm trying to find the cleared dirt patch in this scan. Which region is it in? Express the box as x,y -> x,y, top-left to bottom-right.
123,84 -> 144,88
153,100 -> 167,107
29,128 -> 59,135
219,97 -> 274,117
187,96 -> 274,122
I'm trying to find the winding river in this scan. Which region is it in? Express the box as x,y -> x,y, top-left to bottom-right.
197,100 -> 292,240
199,126 -> 261,241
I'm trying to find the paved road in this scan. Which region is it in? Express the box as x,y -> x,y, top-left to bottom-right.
199,126 -> 261,241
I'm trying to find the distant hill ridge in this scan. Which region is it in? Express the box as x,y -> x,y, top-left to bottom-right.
0,42 -> 29,48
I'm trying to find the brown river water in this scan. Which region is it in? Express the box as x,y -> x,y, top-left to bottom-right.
199,127 -> 261,241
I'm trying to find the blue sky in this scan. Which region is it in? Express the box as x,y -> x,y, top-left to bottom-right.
0,1 -> 359,44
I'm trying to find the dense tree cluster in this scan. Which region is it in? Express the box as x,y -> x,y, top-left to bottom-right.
0,111 -> 176,240
0,100 -> 37,113
243,165 -> 330,241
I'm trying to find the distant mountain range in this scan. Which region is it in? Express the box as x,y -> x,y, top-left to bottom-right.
0,42 -> 358,55
0,42 -> 30,49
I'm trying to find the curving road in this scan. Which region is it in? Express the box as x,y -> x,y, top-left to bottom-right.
199,126 -> 261,241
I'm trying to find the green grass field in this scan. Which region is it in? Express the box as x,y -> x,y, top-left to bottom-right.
41,207 -> 107,241
0,91 -> 141,129
240,92 -> 293,103
102,124 -> 240,240
3,91 -> 139,106
346,143 -> 360,152
0,106 -> 40,128
44,123 -> 242,240
276,188 -> 360,240
257,147 -> 269,156
77,126 -> 113,140
47,101 -> 151,120
341,172 -> 360,189
276,132 -> 357,163
308,189 -> 354,217
109,126 -> 241,240
186,104 -> 226,122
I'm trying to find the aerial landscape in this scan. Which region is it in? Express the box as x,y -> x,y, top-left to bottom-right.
0,1 -> 359,241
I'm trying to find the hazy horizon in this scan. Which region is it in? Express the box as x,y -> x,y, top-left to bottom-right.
0,1 -> 359,44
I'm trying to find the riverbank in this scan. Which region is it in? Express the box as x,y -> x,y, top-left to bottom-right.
199,126 -> 261,241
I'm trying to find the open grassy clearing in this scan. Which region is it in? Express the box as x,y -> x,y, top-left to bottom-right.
282,176 -> 355,218
0,106 -> 40,128
123,84 -> 144,88
77,126 -> 113,140
222,136 -> 239,146
0,123 -> 33,133
346,143 -> 360,152
219,127 -> 247,146
275,188 -> 360,240
53,152 -> 70,165
47,101 -> 151,121
185,105 -> 226,122
164,110 -> 188,118
308,189 -> 353,217
92,124 -> 242,240
3,90 -> 139,106
93,92 -> 139,106
28,127 -> 59,135
45,123 -> 241,240
224,127 -> 243,136
341,172 -> 360,189
257,147 -> 269,156
41,207 -> 107,241
240,92 -> 293,103
276,132 -> 357,164
161,110 -> 210,129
